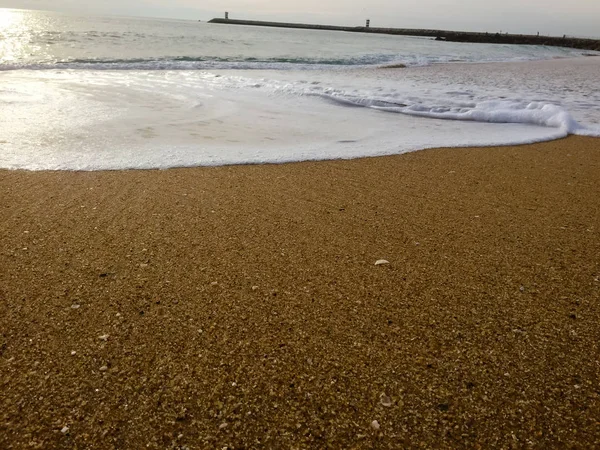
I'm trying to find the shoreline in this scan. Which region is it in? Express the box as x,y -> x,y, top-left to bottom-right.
0,132 -> 593,174
2,136 -> 599,447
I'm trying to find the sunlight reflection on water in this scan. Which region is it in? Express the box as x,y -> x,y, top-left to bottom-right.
0,9 -> 39,63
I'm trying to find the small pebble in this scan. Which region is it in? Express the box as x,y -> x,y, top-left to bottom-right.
70,351 -> 76,356
251,286 -> 259,291
211,281 -> 218,286
219,422 -> 228,430
371,420 -> 380,430
99,365 -> 108,372
98,334 -> 109,341
61,426 -> 69,434
71,304 -> 80,309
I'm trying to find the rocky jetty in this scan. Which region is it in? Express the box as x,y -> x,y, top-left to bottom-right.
208,18 -> 600,52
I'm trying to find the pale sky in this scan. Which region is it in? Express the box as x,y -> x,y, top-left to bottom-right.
2,0 -> 599,37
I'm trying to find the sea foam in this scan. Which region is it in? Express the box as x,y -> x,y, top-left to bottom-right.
0,58 -> 598,171
322,96 -> 586,135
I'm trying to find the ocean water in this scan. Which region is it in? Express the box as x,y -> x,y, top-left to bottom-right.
1,8 -> 599,170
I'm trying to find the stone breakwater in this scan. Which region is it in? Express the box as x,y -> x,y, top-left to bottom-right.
208,18 -> 600,52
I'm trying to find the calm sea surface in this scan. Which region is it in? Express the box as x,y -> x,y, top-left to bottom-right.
1,9 -> 595,69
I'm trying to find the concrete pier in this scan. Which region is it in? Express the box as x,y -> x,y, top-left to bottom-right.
207,18 -> 600,52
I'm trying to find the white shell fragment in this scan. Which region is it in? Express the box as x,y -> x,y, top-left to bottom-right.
375,260 -> 390,266
380,393 -> 393,407
98,334 -> 109,341
371,420 -> 381,430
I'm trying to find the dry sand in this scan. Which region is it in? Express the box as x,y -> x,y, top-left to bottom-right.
1,136 -> 599,448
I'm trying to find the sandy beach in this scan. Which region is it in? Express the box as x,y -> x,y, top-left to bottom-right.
1,136 -> 599,448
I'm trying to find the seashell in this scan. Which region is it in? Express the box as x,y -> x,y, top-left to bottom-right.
380,393 -> 393,407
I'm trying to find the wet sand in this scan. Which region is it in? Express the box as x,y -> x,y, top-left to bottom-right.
1,136 -> 599,448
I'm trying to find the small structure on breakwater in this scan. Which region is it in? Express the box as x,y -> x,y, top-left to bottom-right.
207,17 -> 600,52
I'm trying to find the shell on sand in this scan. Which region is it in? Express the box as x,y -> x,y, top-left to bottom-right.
380,393 -> 393,407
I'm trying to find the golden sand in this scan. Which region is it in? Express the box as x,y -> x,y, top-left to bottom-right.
1,136 -> 599,448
